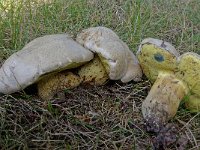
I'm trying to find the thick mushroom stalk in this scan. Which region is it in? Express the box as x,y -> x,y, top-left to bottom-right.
38,71 -> 82,100
137,39 -> 200,149
137,38 -> 182,131
142,72 -> 188,131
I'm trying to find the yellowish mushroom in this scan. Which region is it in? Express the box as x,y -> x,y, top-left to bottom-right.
137,38 -> 188,131
137,38 -> 200,132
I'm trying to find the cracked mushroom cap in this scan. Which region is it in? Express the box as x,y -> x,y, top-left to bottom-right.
0,34 -> 94,94
76,26 -> 142,83
137,38 -> 180,82
176,52 -> 200,111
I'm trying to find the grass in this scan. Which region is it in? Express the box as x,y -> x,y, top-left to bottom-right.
0,0 -> 200,149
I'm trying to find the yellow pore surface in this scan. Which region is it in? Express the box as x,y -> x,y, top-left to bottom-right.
78,55 -> 109,85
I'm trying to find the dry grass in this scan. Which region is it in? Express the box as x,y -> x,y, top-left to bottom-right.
0,81 -> 199,149
0,81 -> 151,149
0,0 -> 200,149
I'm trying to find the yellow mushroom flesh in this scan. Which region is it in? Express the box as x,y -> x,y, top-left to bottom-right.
78,55 -> 109,86
176,52 -> 200,112
38,71 -> 82,100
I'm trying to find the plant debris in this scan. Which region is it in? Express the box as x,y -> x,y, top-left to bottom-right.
0,79 -> 199,149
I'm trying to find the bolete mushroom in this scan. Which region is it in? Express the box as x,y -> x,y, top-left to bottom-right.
0,34 -> 94,98
76,26 -> 142,84
39,27 -> 142,99
176,52 -> 200,112
137,38 -> 189,131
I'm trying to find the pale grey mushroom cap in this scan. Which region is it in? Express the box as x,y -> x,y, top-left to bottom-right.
137,38 -> 179,57
0,34 -> 94,94
76,26 -> 142,82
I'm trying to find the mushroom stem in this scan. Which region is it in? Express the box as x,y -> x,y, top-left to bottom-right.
38,71 -> 82,100
142,72 -> 188,132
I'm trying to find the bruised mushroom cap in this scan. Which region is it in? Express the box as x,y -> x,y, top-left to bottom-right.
137,38 -> 187,131
76,26 -> 142,83
177,52 -> 200,111
0,34 -> 94,94
137,38 -> 180,82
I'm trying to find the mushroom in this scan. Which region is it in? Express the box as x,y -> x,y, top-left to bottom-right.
138,38 -> 200,131
176,52 -> 200,112
76,26 -> 142,84
137,38 -> 189,132
0,27 -> 142,100
39,27 -> 142,99
0,34 -> 94,97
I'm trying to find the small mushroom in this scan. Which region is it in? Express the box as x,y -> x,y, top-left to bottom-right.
0,34 -> 94,96
76,26 -> 142,84
176,52 -> 200,112
137,38 -> 189,131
